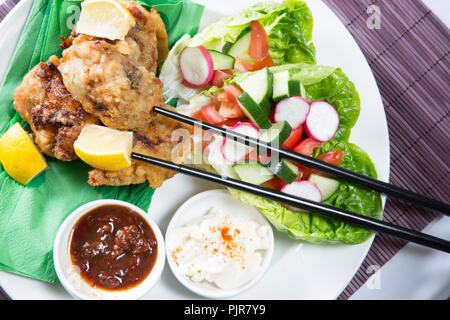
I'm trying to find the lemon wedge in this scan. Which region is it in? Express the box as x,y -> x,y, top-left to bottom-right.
74,124 -> 133,171
0,123 -> 47,185
76,0 -> 136,41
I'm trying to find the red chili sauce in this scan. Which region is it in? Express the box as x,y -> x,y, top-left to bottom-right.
69,204 -> 157,291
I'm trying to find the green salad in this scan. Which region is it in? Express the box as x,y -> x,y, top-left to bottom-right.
159,0 -> 383,244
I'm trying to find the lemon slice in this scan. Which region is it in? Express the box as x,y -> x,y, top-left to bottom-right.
0,123 -> 47,185
74,124 -> 133,171
76,0 -> 136,41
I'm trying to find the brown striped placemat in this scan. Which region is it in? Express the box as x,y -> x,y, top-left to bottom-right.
0,0 -> 19,19
0,0 -> 448,300
322,0 -> 449,300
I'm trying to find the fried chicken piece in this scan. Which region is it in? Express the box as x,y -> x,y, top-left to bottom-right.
146,7 -> 169,65
88,106 -> 192,188
58,1 -> 168,131
13,55 -> 99,161
119,1 -> 169,67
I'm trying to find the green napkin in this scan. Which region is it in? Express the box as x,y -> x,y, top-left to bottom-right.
0,0 -> 203,284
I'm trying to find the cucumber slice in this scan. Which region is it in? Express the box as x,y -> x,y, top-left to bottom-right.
272,70 -> 306,101
236,67 -> 273,115
272,70 -> 290,102
233,161 -> 274,185
268,159 -> 299,184
226,28 -> 251,61
308,173 -> 340,201
208,50 -> 235,70
236,92 -> 272,129
221,42 -> 233,54
260,121 -> 292,146
288,79 -> 302,97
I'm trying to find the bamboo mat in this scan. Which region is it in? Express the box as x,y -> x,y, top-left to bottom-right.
0,0 -> 448,300
322,0 -> 449,300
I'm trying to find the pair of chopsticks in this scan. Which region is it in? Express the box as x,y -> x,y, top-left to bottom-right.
132,106 -> 450,253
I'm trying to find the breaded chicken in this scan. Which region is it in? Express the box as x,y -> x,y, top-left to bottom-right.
13,56 -> 99,161
14,0 -> 184,189
58,1 -> 168,131
88,106 -> 192,188
119,2 -> 169,69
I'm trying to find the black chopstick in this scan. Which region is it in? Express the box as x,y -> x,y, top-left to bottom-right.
153,106 -> 450,216
131,152 -> 450,253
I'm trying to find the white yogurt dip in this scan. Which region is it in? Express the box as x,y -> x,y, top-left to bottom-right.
167,207 -> 270,290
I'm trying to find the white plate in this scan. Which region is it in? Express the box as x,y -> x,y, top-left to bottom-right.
0,0 -> 389,299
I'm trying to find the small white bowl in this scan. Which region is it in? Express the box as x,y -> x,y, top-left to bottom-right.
53,199 -> 165,300
165,189 -> 274,299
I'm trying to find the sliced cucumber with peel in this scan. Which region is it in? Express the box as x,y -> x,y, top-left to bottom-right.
233,161 -> 274,185
221,41 -> 233,54
236,67 -> 273,115
236,92 -> 272,129
259,121 -> 292,146
208,50 -> 235,70
225,28 -> 251,61
308,173 -> 340,201
272,70 -> 305,101
267,159 -> 299,184
288,79 -> 302,97
272,70 -> 290,102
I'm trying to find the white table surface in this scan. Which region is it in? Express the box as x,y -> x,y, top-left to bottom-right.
350,0 -> 450,300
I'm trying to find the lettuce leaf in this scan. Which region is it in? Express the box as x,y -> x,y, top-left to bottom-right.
260,0 -> 316,65
189,0 -> 315,66
230,140 -> 382,244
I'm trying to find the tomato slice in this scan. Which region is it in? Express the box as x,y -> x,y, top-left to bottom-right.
234,58 -> 253,73
250,20 -> 269,60
191,109 -> 206,122
302,149 -> 344,179
317,150 -> 344,166
242,148 -> 258,162
217,91 -> 232,103
295,168 -> 304,181
249,55 -> 274,71
262,176 -> 286,191
281,126 -> 303,149
291,138 -> 321,179
216,118 -> 241,127
200,104 -> 225,124
235,55 -> 274,73
223,84 -> 244,104
218,102 -> 244,118
209,70 -> 233,88
309,150 -> 344,178
200,130 -> 215,151
292,137 -> 322,156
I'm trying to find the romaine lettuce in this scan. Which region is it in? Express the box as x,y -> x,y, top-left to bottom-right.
230,140 -> 382,244
189,0 -> 315,66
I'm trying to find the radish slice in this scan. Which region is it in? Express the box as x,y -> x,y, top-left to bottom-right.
179,46 -> 214,88
304,101 -> 340,142
281,180 -> 322,212
221,122 -> 260,163
274,97 -> 310,129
